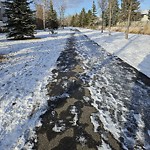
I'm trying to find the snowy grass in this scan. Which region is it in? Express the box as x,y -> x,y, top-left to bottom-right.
77,28 -> 150,78
0,28 -> 72,149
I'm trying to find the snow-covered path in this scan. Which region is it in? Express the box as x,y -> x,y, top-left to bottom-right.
75,30 -> 150,149
77,28 -> 150,78
34,29 -> 150,150
0,29 -> 71,149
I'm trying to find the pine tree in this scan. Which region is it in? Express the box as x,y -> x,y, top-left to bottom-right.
47,0 -> 59,30
87,10 -> 93,26
5,0 -> 35,39
79,8 -> 88,27
91,1 -> 98,26
70,16 -> 75,27
92,1 -> 97,17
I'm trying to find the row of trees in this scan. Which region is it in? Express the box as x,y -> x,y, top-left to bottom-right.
70,0 -> 144,39
35,0 -> 65,30
70,1 -> 98,27
4,0 -> 60,39
4,0 -> 150,40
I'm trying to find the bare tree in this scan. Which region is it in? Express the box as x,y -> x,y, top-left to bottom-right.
34,0 -> 49,30
36,4 -> 44,29
57,0 -> 66,28
125,0 -> 133,39
108,0 -> 117,35
108,0 -> 112,35
98,0 -> 108,33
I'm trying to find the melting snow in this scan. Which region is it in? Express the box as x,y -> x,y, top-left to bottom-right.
0,29 -> 71,149
77,28 -> 150,78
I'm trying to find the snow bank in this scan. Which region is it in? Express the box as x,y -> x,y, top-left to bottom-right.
0,29 -> 71,149
77,28 -> 150,78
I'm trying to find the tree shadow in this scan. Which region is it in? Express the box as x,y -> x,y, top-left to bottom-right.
120,54 -> 150,149
77,28 -> 140,57
75,29 -> 150,149
0,29 -> 71,148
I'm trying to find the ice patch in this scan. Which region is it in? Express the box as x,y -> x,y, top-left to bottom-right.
97,140 -> 111,150
70,106 -> 78,126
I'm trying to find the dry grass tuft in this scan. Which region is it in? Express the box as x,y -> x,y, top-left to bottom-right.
0,55 -> 7,63
98,21 -> 150,35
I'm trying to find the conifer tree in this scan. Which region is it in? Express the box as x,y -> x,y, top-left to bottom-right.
5,0 -> 35,39
92,1 -> 97,17
91,1 -> 97,26
47,0 -> 59,30
70,16 -> 75,27
79,8 -> 88,27
87,10 -> 93,26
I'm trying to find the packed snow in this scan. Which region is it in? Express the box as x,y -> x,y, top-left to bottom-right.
0,29 -> 71,149
77,28 -> 150,78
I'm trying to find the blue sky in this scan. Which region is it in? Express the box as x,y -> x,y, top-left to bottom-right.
64,0 -> 150,16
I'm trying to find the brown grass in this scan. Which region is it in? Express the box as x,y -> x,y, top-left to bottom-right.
0,55 -> 7,63
110,24 -> 150,35
97,21 -> 150,35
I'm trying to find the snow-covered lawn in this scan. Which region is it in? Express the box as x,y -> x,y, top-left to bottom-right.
0,29 -> 71,149
77,28 -> 150,78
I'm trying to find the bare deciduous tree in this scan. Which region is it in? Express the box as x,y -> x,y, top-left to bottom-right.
34,0 -> 49,30
56,0 -> 67,28
36,4 -> 44,29
108,0 -> 118,35
108,0 -> 112,35
125,0 -> 133,39
98,0 -> 108,33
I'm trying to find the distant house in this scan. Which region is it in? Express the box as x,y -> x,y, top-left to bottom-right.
0,1 -> 7,27
141,10 -> 149,22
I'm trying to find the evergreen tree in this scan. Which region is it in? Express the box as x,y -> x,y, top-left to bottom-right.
92,1 -> 97,17
70,15 -> 75,27
47,0 -> 59,30
91,1 -> 98,26
79,8 -> 88,27
120,0 -> 140,22
5,0 -> 35,39
87,10 -> 93,26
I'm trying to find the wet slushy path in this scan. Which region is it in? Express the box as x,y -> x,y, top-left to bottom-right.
34,30 -> 150,150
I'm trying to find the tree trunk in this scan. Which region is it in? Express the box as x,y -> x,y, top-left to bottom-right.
108,1 -> 112,35
125,0 -> 132,39
43,5 -> 46,30
101,11 -> 104,33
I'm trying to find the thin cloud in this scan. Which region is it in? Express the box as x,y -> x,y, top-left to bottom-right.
53,0 -> 86,9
